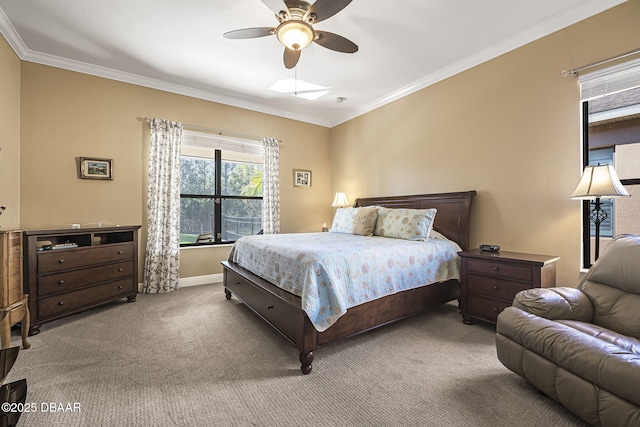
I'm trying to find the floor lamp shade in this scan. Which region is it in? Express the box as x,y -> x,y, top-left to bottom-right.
570,164 -> 629,199
570,164 -> 629,261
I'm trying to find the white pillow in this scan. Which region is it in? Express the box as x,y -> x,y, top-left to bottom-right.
330,207 -> 378,236
374,207 -> 437,241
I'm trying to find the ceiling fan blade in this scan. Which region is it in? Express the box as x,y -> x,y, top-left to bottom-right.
223,27 -> 275,39
283,48 -> 301,69
261,0 -> 289,15
314,31 -> 358,53
308,0 -> 352,23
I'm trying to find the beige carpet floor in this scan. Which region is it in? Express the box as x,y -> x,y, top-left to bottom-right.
6,283 -> 587,426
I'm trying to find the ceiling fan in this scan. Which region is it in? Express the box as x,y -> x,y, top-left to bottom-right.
223,0 -> 358,69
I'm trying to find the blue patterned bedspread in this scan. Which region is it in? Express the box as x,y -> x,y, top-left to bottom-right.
228,232 -> 462,332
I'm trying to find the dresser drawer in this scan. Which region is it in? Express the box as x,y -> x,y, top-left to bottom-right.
465,274 -> 530,302
38,278 -> 135,319
37,243 -> 134,273
225,269 -> 301,343
466,259 -> 532,282
465,294 -> 512,322
7,254 -> 22,303
38,261 -> 134,296
7,232 -> 21,256
8,301 -> 27,325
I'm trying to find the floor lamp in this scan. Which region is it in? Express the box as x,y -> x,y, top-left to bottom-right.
570,164 -> 630,260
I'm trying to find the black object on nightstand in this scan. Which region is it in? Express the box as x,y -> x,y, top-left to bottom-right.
458,249 -> 560,325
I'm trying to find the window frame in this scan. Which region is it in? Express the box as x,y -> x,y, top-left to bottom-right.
580,98 -> 640,268
180,149 -> 263,247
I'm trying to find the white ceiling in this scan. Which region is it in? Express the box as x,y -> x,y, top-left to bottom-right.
0,0 -> 627,128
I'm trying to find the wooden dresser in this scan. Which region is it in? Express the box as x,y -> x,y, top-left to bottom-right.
23,226 -> 140,335
458,249 -> 559,325
0,231 -> 30,349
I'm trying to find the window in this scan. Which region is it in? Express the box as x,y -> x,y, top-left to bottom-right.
179,131 -> 263,246
586,147 -> 614,238
580,59 -> 640,267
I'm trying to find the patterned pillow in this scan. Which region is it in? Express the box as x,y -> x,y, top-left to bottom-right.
330,207 -> 378,236
374,207 -> 437,241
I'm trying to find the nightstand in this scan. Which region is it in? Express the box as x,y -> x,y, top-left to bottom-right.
458,249 -> 559,325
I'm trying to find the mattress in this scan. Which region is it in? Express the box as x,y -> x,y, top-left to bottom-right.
228,232 -> 462,331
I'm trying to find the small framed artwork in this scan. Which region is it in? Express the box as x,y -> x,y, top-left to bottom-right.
80,157 -> 113,180
293,169 -> 312,187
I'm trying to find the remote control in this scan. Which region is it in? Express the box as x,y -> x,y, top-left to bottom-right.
480,244 -> 500,252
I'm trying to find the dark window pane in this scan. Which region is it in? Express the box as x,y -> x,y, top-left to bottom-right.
222,198 -> 262,241
180,197 -> 214,243
221,160 -> 263,196
180,157 -> 215,195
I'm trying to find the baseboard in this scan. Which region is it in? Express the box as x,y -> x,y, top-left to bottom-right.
180,274 -> 223,287
137,273 -> 223,293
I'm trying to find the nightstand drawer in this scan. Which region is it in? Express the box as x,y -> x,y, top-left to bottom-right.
466,259 -> 532,282
458,249 -> 559,326
466,274 -> 529,301
465,294 -> 512,322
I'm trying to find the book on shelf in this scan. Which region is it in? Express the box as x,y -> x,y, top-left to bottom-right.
52,242 -> 78,250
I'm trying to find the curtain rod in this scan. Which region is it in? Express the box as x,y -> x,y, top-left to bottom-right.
139,117 -> 282,144
560,47 -> 640,77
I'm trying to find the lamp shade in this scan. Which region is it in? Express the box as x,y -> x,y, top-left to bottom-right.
570,164 -> 630,199
331,192 -> 349,208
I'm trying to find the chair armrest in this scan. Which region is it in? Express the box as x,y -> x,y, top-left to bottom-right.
512,287 -> 593,321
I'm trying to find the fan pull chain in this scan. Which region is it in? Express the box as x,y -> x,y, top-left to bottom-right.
294,66 -> 298,96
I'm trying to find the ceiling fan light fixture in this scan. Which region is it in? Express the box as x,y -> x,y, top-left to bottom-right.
276,20 -> 314,51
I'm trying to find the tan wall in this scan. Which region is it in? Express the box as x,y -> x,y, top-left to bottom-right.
0,36 -> 21,230
329,1 -> 640,287
10,1 -> 640,286
615,143 -> 640,235
19,64 -> 331,279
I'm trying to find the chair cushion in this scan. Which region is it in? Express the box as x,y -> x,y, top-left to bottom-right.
579,280 -> 640,340
581,234 -> 640,295
497,307 -> 640,407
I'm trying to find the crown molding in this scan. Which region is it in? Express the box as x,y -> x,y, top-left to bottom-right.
1,0 -> 627,129
328,0 -> 628,127
0,7 -> 331,128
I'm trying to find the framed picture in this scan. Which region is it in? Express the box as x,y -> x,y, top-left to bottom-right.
80,157 -> 113,180
293,169 -> 312,187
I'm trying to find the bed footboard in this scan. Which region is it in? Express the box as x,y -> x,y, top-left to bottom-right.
223,261 -> 460,374
223,261 -> 317,373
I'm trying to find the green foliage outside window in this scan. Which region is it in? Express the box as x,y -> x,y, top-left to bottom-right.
180,155 -> 263,244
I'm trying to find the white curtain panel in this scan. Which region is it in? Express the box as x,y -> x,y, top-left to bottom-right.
143,118 -> 183,293
262,137 -> 280,234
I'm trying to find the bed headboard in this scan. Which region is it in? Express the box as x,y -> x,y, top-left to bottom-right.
354,191 -> 476,250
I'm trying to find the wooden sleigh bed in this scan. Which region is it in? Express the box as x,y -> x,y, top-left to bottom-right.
222,190 -> 476,374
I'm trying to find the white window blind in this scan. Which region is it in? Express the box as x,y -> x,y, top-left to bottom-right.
181,129 -> 262,163
580,57 -> 640,100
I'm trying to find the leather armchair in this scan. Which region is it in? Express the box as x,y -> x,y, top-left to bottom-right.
496,234 -> 640,427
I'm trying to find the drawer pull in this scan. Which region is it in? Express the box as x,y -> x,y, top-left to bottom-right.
267,305 -> 274,310
118,285 -> 123,289
234,282 -> 241,286
58,301 -> 64,306
118,268 -> 124,272
58,280 -> 65,285
117,250 -> 124,255
493,267 -> 500,271
58,259 -> 65,264
493,285 -> 499,290
493,307 -> 499,312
